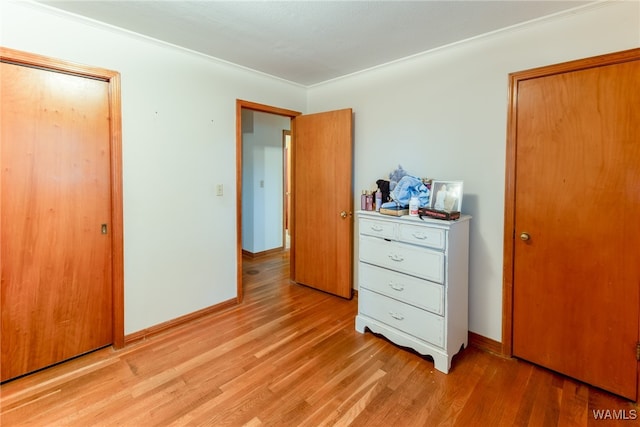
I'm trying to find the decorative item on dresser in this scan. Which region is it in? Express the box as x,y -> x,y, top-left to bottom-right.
355,210 -> 471,373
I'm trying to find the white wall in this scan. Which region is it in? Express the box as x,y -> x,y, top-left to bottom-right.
3,0 -> 638,342
1,1 -> 307,334
241,110 -> 290,253
307,0 -> 640,341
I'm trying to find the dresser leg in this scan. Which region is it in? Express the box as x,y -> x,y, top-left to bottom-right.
432,354 -> 450,374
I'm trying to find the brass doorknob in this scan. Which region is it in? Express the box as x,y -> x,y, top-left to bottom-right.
520,232 -> 530,241
340,211 -> 348,218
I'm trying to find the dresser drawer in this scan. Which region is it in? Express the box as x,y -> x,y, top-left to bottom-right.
359,235 -> 445,284
359,218 -> 396,240
359,262 -> 443,315
398,223 -> 445,250
359,288 -> 444,348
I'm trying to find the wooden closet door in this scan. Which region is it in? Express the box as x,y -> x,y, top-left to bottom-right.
510,54 -> 640,400
1,62 -> 113,381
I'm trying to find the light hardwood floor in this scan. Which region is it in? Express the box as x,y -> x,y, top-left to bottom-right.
1,251 -> 636,426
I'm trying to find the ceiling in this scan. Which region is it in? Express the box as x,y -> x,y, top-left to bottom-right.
37,0 -> 594,86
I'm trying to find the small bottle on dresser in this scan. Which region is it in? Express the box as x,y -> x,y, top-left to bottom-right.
365,191 -> 373,211
409,196 -> 419,216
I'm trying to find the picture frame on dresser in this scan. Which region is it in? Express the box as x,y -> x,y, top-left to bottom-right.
430,180 -> 463,212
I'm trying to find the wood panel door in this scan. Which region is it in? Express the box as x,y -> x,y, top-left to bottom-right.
506,50 -> 640,400
291,109 -> 353,298
1,61 -> 114,381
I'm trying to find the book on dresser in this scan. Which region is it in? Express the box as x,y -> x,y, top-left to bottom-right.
355,210 -> 471,374
418,207 -> 461,220
379,205 -> 409,216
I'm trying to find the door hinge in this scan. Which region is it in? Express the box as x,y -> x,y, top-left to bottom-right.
637,342 -> 640,361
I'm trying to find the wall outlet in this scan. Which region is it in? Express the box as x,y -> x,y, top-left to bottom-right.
216,184 -> 223,196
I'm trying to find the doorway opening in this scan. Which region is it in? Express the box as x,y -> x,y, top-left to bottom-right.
235,100 -> 301,302
240,109 -> 290,257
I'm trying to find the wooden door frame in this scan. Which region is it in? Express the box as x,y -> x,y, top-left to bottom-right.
1,47 -> 125,349
502,47 -> 640,399
235,100 -> 301,302
282,130 -> 291,250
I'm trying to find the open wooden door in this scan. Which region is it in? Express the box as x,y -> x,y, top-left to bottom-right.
291,109 -> 353,298
505,49 -> 640,400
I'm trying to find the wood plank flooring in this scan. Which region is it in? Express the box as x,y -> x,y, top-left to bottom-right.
1,251 -> 636,426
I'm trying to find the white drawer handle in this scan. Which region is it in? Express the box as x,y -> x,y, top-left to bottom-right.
412,232 -> 428,240
370,225 -> 383,232
388,254 -> 404,262
389,282 -> 405,291
389,312 -> 405,321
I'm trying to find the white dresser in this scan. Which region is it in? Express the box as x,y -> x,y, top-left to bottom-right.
355,211 -> 471,373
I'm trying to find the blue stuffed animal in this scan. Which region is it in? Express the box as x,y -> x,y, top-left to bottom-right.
388,165 -> 408,192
